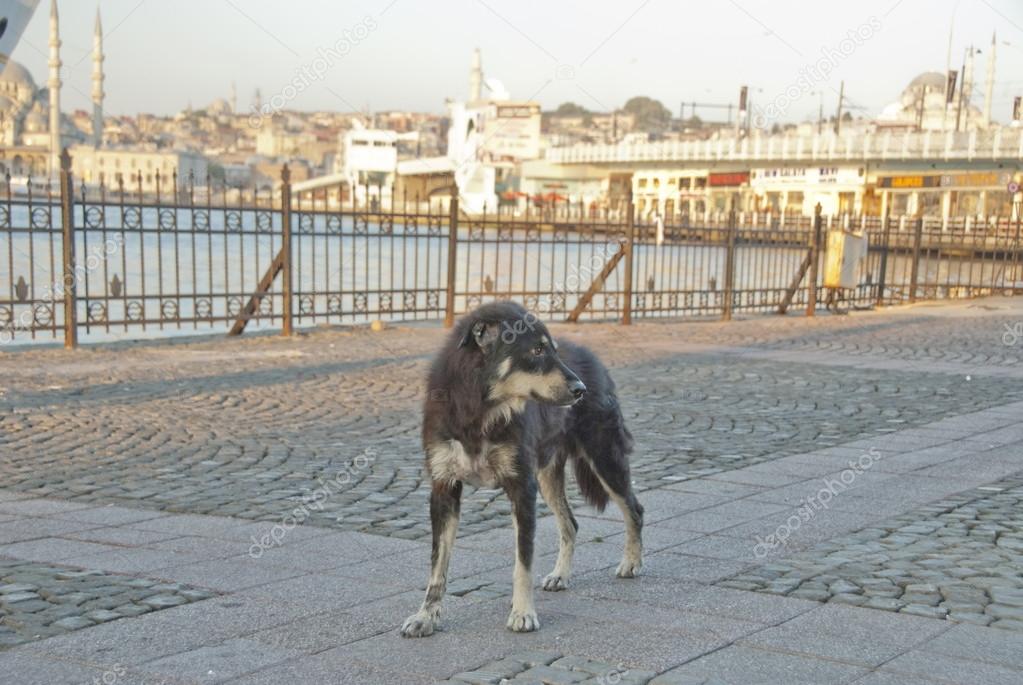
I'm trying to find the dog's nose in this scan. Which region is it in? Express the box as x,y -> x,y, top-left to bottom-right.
569,380 -> 587,400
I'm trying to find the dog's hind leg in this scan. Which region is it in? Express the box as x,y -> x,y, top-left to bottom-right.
583,452 -> 644,578
503,475 -> 540,632
538,458 -> 577,591
400,480 -> 461,637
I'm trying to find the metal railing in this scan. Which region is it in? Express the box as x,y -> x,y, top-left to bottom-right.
1,152 -> 1021,348
546,128 -> 1023,164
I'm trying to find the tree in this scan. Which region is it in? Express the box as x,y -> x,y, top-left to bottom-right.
554,102 -> 590,116
622,96 -> 672,133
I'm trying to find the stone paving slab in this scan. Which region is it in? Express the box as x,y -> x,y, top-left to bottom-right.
718,474 -> 1023,630
1,298 -> 1023,683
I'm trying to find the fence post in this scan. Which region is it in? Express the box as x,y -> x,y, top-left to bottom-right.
280,165 -> 293,336
908,216 -> 924,303
621,190 -> 635,325
444,190 -> 459,327
59,149 -> 77,349
875,208 -> 891,307
805,203 -> 822,317
722,206 -> 737,321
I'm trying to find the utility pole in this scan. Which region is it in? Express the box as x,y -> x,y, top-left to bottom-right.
955,48 -> 968,132
834,81 -> 845,134
817,91 -> 823,135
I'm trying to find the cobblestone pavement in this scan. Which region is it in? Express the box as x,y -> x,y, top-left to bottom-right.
1,303 -> 1021,542
718,474 -> 1023,630
0,558 -> 215,649
1,297 -> 1022,683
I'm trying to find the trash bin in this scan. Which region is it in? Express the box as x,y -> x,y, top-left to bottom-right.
824,229 -> 868,289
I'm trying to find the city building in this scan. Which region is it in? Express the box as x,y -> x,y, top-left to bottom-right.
69,146 -> 209,193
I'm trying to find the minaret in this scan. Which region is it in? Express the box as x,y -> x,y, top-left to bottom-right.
230,81 -> 237,114
984,32 -> 996,124
92,7 -> 105,148
469,48 -> 482,102
48,0 -> 62,176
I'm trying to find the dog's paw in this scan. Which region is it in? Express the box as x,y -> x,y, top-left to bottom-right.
542,573 -> 568,591
616,557 -> 642,579
506,609 -> 540,632
400,611 -> 438,638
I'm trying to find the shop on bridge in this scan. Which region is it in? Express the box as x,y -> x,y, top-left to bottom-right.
875,169 -> 1020,218
750,166 -> 865,216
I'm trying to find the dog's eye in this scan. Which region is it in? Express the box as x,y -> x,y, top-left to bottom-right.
531,344 -> 545,357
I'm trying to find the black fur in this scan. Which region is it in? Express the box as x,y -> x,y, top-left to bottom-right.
404,301 -> 643,636
422,301 -> 635,499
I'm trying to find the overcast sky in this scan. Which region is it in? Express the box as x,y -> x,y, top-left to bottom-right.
8,0 -> 1023,124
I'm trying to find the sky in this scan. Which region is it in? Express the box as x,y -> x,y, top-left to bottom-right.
7,0 -> 1023,124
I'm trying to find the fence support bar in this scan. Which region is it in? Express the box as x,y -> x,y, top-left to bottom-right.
444,192 -> 459,328
566,244 -> 626,323
621,193 -> 635,325
280,165 -> 293,336
722,208 -> 737,321
228,249 -> 285,336
876,210 -> 891,307
908,216 -> 924,303
805,203 -> 822,317
778,251 -> 813,315
59,149 -> 77,349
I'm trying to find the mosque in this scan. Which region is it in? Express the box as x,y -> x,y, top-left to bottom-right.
0,0 -> 91,178
0,1 -> 206,189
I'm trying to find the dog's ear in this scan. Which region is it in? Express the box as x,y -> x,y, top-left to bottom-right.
460,320 -> 499,351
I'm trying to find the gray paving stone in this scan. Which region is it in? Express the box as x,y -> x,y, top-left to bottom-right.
137,637 -> 303,683
880,650 -> 1023,685
655,645 -> 868,684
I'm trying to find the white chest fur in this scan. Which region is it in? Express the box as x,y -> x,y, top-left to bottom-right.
427,439 -> 518,488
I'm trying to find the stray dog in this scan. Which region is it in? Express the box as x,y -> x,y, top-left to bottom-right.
400,301 -> 643,637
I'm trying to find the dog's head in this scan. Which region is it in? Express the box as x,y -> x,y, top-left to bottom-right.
458,302 -> 586,407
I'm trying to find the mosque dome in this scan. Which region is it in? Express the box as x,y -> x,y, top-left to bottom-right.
207,98 -> 232,116
907,72 -> 946,90
0,61 -> 37,91
24,110 -> 46,133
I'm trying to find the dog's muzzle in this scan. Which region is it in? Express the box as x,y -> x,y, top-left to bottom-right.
567,379 -> 586,401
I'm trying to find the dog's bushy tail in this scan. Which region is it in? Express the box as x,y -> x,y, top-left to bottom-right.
572,457 -> 609,512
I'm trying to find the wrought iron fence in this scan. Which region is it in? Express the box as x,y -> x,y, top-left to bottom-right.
1,152 -> 1021,348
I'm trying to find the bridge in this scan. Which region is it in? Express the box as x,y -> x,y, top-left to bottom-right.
545,128 -> 1023,166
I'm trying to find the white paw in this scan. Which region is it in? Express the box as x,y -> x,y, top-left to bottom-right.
400,611 -> 438,638
506,609 -> 540,632
616,557 -> 642,578
542,573 -> 568,591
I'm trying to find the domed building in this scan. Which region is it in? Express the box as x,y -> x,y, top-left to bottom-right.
0,60 -> 84,176
876,70 -> 988,132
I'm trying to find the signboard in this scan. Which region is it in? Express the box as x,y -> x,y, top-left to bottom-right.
481,103 -> 541,161
878,175 -> 941,189
940,172 -> 1011,188
752,167 -> 863,187
708,171 -> 750,187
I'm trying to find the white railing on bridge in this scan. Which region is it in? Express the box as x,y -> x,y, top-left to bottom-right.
545,128 -> 1023,165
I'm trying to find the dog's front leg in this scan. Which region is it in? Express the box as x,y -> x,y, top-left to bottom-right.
400,480 -> 462,638
504,475 -> 540,632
